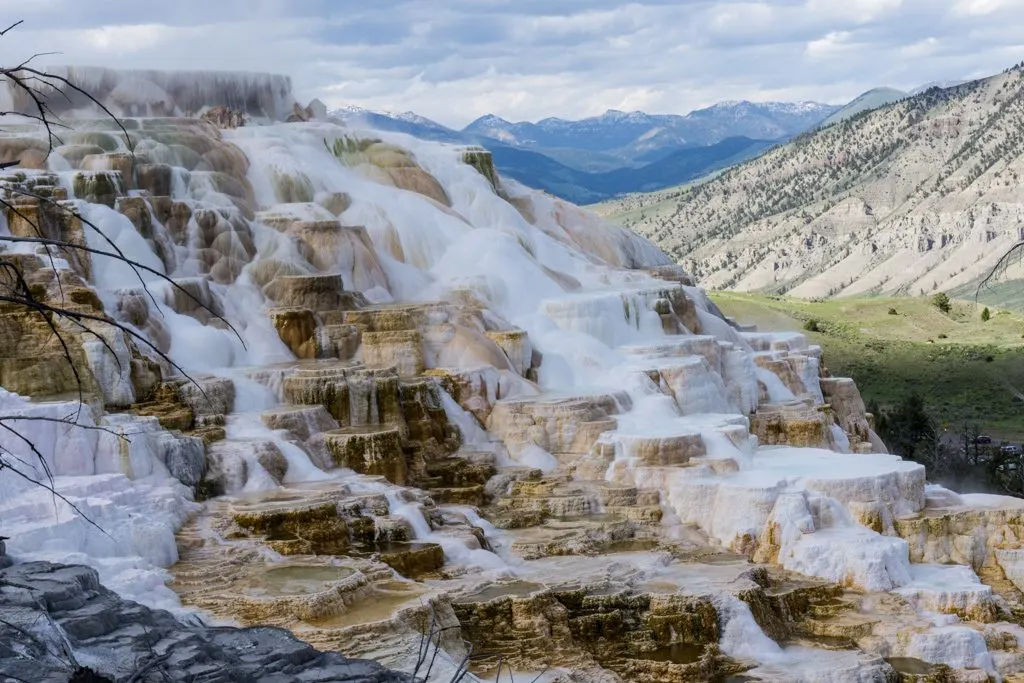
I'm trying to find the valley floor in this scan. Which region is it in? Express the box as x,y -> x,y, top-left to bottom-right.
711,292 -> 1024,442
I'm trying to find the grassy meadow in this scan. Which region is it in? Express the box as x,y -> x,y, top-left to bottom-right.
710,292 -> 1024,442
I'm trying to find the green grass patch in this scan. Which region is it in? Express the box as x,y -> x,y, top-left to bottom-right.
950,278 -> 1024,314
711,292 -> 1024,442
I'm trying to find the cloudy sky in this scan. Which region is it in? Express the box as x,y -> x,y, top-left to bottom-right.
3,0 -> 1024,128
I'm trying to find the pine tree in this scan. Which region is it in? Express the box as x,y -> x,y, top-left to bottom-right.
931,292 -> 951,314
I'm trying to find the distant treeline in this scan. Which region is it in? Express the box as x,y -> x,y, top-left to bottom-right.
871,393 -> 1023,496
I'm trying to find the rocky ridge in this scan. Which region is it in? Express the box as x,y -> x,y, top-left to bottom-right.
607,64 -> 1024,299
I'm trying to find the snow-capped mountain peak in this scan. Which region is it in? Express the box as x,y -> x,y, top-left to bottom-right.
329,104 -> 461,142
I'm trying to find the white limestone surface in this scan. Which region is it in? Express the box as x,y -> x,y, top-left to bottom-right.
893,564 -> 997,618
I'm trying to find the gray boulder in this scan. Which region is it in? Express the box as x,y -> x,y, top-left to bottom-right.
0,562 -> 411,682
156,431 -> 207,487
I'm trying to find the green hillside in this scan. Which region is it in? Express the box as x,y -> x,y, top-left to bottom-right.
950,278 -> 1024,314
711,292 -> 1024,441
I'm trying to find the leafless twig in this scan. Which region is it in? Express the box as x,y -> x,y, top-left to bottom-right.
0,20 -> 237,538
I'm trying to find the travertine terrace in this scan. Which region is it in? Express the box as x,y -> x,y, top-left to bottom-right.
3,70 -> 1024,682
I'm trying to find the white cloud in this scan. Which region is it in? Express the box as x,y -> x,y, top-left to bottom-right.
806,0 -> 904,24
806,31 -> 857,58
81,24 -> 173,52
951,0 -> 1024,16
705,3 -> 775,34
0,0 -> 1020,127
901,36 -> 940,58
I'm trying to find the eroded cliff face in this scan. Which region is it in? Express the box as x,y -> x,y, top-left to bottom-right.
0,72 -> 1021,683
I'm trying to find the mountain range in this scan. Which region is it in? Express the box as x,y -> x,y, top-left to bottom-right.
461,102 -> 837,165
331,100 -> 842,204
599,64 -> 1024,301
487,136 -> 776,205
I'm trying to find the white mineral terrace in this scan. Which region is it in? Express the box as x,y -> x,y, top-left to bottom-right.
0,73 -> 1023,681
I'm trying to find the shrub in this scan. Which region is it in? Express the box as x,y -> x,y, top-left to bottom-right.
932,292 -> 952,313
803,319 -> 821,332
981,307 -> 991,322
888,308 -> 898,315
937,333 -> 948,339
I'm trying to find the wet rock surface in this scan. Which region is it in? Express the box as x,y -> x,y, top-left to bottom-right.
0,562 -> 409,682
1,86 -> 1022,683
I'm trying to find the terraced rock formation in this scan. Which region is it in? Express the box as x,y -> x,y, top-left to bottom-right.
1,69 -> 1024,682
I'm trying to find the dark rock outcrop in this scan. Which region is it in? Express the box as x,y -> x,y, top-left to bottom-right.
0,562 -> 411,682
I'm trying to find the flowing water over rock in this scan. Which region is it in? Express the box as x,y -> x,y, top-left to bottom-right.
2,71 -> 1024,682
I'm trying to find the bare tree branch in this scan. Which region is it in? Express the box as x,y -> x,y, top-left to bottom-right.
0,22 -> 240,540
977,240 -> 1024,300
0,56 -> 134,158
0,20 -> 25,36
0,233 -> 242,340
0,449 -> 111,538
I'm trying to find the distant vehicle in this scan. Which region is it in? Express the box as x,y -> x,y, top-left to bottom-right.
1001,444 -> 1022,456
974,435 -> 993,445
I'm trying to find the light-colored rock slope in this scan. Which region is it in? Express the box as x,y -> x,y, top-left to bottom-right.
613,65 -> 1024,298
9,68 -> 1024,682
819,87 -> 908,128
